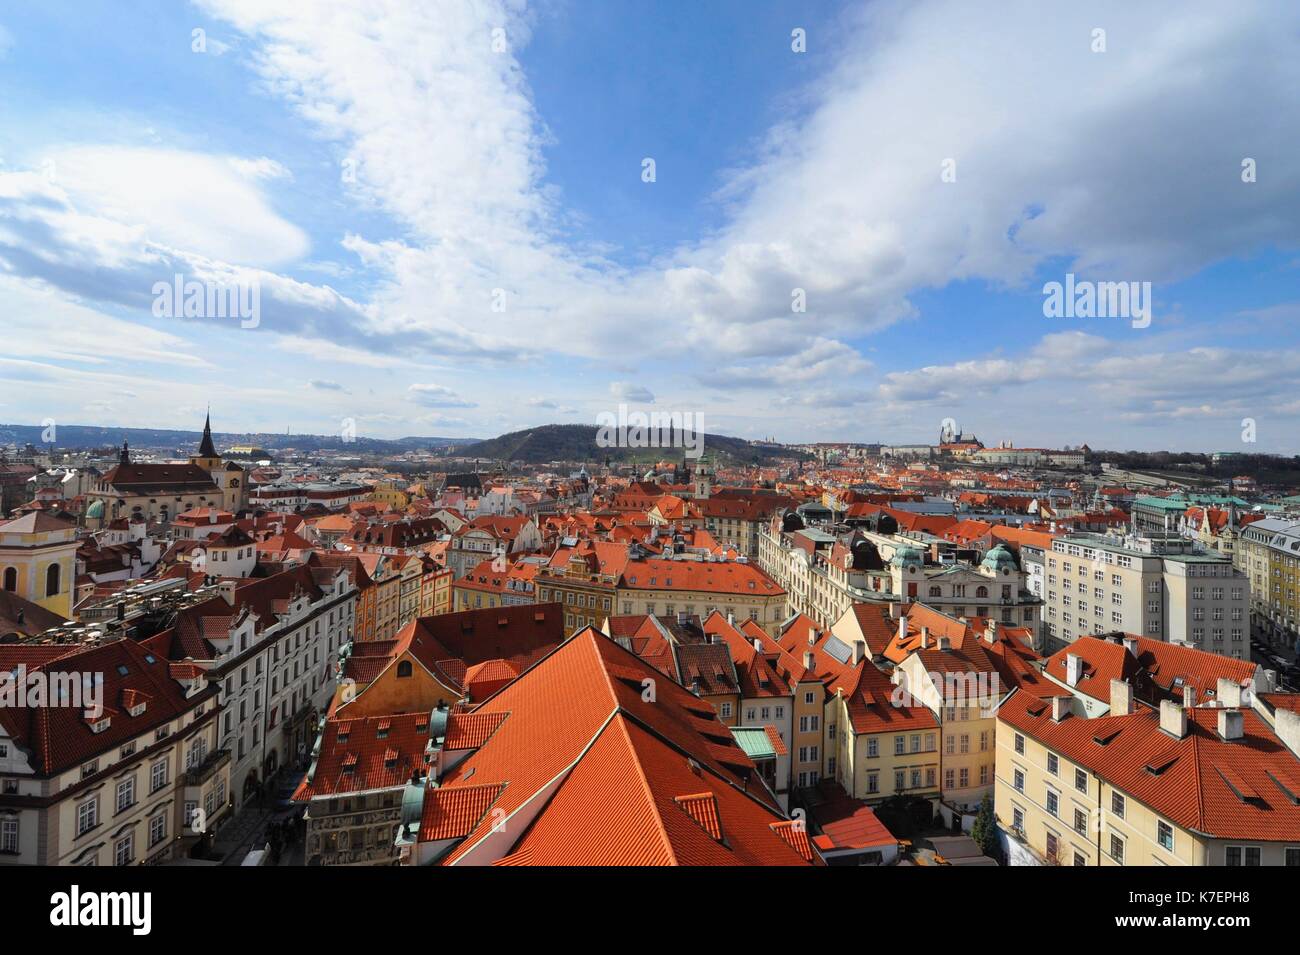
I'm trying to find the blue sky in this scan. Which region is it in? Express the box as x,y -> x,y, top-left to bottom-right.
1,0 -> 1298,453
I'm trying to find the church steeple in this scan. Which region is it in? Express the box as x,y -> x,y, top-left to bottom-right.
197,410 -> 218,459
119,439 -> 130,465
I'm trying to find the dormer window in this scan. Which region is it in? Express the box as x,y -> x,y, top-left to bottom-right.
90,717 -> 111,734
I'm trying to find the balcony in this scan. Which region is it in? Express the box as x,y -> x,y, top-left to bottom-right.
182,748 -> 231,787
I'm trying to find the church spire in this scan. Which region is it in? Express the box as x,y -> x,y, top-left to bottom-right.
197,409 -> 218,459
119,439 -> 130,465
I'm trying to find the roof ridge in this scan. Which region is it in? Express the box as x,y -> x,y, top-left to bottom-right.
614,715 -> 679,863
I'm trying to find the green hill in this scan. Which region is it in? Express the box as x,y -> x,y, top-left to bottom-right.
443,424 -> 799,466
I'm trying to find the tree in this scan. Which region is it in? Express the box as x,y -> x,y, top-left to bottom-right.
970,793 -> 997,856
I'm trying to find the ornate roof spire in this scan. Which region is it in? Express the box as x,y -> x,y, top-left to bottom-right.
198,408 -> 218,458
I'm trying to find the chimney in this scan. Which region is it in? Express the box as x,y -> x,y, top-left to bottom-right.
807,630 -> 817,647
1051,695 -> 1069,721
803,650 -> 815,671
984,621 -> 997,645
937,635 -> 951,652
209,509 -> 217,524
1216,677 -> 1242,709
851,640 -> 866,665
1159,699 -> 1188,739
1110,679 -> 1132,716
920,626 -> 930,649
1065,653 -> 1082,688
726,610 -> 735,626
1183,686 -> 1196,708
1276,708 -> 1300,760
752,638 -> 762,653
898,614 -> 909,642
1122,636 -> 1138,656
1217,708 -> 1243,742
888,602 -> 901,620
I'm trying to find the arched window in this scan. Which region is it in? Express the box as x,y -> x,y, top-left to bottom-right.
46,563 -> 61,598
976,586 -> 989,599
2,567 -> 16,592
396,660 -> 413,678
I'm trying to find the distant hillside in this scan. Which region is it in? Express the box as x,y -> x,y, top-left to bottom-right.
0,424 -> 478,455
442,424 -> 800,466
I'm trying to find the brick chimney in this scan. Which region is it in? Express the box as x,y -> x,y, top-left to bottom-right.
1159,699 -> 1188,739
1110,679 -> 1132,716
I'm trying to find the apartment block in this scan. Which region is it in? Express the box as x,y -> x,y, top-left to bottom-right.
996,685 -> 1300,866
0,638 -> 226,866
1237,517 -> 1300,649
1041,533 -> 1248,657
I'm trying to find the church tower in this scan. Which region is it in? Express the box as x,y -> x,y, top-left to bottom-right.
693,457 -> 713,500
191,411 -> 221,471
190,412 -> 245,513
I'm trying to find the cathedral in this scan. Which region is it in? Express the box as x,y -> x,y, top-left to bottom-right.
84,413 -> 245,528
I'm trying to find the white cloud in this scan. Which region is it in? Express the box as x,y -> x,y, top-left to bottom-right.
408,383 -> 476,408
34,146 -> 308,267
180,0 -> 1300,378
2,1 -> 1299,448
0,275 -> 210,368
609,382 -> 654,403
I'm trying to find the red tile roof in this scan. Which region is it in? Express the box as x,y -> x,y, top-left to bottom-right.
999,690 -> 1300,842
0,638 -> 217,776
295,711 -> 431,799
419,783 -> 507,841
1042,634 -> 1259,706
619,558 -> 784,597
425,629 -> 816,866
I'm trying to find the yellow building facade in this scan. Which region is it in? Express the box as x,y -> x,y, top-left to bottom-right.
0,512 -> 78,619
